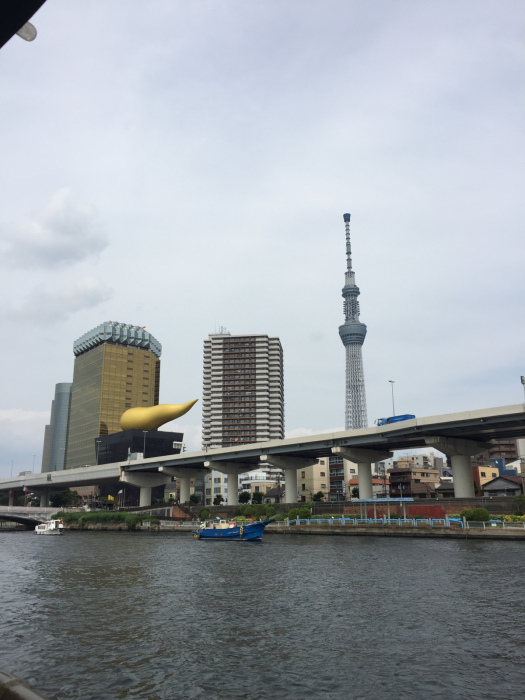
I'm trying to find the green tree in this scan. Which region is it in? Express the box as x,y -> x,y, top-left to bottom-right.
251,491 -> 264,504
50,489 -> 77,508
459,509 -> 475,521
239,491 -> 251,504
513,494 -> 525,513
199,508 -> 210,520
265,506 -> 276,518
255,504 -> 267,519
470,507 -> 491,522
288,508 -> 301,519
312,491 -> 325,502
299,506 -> 311,519
351,486 -> 359,498
213,494 -> 224,506
189,494 -> 200,504
243,505 -> 254,517
26,493 -> 40,507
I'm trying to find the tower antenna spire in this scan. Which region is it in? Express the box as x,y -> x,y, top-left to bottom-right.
339,212 -> 368,431
344,212 -> 352,272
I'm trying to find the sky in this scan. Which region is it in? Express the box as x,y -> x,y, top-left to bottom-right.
0,0 -> 524,478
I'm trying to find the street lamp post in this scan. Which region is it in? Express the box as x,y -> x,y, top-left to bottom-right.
389,380 -> 396,416
143,431 -> 148,459
32,455 -> 36,473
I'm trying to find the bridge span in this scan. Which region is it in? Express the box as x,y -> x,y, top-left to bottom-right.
0,402 -> 523,506
0,506 -> 59,527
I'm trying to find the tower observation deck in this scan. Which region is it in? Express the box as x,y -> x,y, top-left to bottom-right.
338,213 -> 368,430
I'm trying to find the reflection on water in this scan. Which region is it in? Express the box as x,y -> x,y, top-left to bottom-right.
0,531 -> 524,699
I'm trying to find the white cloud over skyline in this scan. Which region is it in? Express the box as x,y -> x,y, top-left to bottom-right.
1,188 -> 108,268
1,276 -> 113,324
0,0 -> 523,477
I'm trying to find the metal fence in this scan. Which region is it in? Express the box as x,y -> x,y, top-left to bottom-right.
273,516 -> 525,531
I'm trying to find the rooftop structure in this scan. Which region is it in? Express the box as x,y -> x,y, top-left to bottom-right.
73,321 -> 161,358
338,213 -> 368,430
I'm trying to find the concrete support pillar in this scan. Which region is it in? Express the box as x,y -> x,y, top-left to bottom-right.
139,487 -> 152,508
8,490 -> 14,506
332,446 -> 393,501
203,462 -> 253,506
179,477 -> 191,504
425,437 -> 491,499
259,455 -> 319,504
119,469 -> 171,508
357,462 -> 373,500
450,454 -> 475,498
226,477 -> 238,506
159,466 -> 209,506
39,491 -> 49,507
284,468 -> 298,504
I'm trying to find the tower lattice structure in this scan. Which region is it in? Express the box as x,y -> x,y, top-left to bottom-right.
339,213 -> 368,430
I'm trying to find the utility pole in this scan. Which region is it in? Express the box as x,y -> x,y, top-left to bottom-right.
389,380 -> 396,416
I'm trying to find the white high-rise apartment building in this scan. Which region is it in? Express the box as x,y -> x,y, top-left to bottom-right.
202,331 -> 284,448
202,331 -> 285,505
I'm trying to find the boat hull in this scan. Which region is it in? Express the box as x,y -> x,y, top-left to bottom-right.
35,530 -> 63,535
193,519 -> 271,541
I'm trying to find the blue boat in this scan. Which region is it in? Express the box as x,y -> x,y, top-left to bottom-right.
193,518 -> 272,541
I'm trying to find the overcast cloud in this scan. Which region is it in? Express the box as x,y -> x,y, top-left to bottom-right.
0,0 -> 523,476
1,187 -> 107,268
0,276 -> 113,324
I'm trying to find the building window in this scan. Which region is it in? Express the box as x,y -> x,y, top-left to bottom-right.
350,469 -> 356,474
321,484 -> 326,489
301,484 -> 306,491
415,479 -> 420,483
320,472 -> 325,477
126,390 -> 131,393
492,473 -> 497,477
301,471 -> 305,478
481,472 -> 486,477
205,489 -> 211,495
214,478 -> 221,483
255,486 -> 259,492
214,487 -> 220,494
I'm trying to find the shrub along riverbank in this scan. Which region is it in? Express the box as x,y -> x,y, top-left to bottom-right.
53,511 -> 158,530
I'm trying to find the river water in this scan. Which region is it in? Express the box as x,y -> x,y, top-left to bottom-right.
0,531 -> 524,700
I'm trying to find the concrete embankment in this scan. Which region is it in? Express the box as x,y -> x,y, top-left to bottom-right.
270,525 -> 525,540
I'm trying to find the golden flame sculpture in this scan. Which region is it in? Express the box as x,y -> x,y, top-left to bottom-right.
120,400 -> 198,431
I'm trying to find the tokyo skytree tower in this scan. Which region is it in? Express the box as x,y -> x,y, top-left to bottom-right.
339,213 -> 368,430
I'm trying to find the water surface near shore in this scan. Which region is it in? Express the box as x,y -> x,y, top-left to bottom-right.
1,531 -> 524,699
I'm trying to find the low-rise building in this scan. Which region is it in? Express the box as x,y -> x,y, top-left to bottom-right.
472,465 -> 499,496
482,475 -> 523,497
299,458 -> 330,502
348,478 -> 390,499
389,463 -> 440,499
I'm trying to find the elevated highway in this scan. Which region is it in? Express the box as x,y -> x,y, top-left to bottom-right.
0,403 -> 523,505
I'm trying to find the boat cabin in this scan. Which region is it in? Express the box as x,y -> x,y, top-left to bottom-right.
202,519 -> 236,530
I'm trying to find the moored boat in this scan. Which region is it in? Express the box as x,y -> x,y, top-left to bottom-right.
35,519 -> 64,535
193,518 -> 272,541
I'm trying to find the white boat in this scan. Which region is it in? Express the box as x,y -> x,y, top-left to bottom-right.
35,519 -> 64,535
